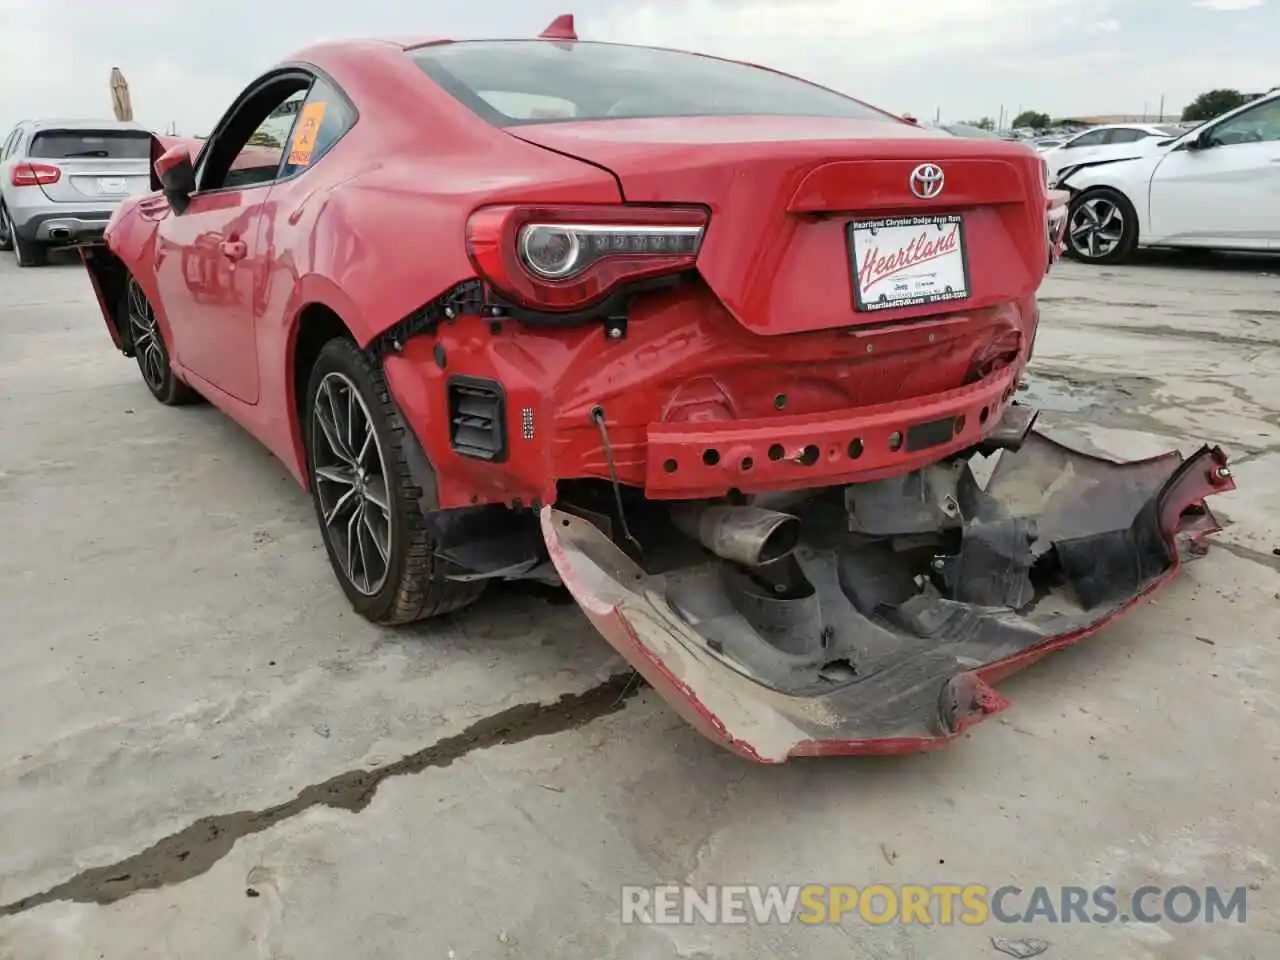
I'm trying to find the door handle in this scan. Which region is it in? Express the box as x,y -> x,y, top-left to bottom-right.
220,239 -> 247,261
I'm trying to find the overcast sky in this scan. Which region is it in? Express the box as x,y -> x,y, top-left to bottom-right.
1,0 -> 1275,135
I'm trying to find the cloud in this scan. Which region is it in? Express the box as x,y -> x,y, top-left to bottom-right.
1192,0 -> 1264,9
0,0 -> 1273,135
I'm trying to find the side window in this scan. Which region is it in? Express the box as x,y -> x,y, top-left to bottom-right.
2,129 -> 19,159
194,77 -> 313,194
224,88 -> 309,189
1207,98 -> 1280,147
278,77 -> 357,180
1066,130 -> 1107,148
1107,129 -> 1145,144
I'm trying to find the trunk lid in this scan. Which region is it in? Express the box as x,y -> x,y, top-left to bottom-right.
509,117 -> 1049,334
30,129 -> 152,204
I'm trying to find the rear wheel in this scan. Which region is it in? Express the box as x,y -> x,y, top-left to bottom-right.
6,209 -> 47,267
305,337 -> 485,625
0,204 -> 13,252
125,277 -> 200,405
1064,188 -> 1138,264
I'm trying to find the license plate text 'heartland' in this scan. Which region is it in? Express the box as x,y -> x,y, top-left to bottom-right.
850,214 -> 970,312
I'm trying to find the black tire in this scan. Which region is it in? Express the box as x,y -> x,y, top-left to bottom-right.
1064,187 -> 1138,265
0,204 -> 13,252
7,210 -> 48,266
123,276 -> 201,406
304,337 -> 485,625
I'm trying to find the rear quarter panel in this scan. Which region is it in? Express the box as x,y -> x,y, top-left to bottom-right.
245,41 -> 625,484
266,42 -> 625,346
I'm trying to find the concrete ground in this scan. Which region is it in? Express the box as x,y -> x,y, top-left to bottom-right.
0,247 -> 1277,960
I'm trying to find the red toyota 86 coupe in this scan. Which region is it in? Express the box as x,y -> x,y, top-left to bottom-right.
82,15 -> 1232,762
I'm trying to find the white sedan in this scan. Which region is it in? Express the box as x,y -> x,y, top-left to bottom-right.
1057,91 -> 1280,263
1042,122 -> 1187,182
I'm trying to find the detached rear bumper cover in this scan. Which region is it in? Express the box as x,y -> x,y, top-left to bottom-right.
542,431 -> 1233,762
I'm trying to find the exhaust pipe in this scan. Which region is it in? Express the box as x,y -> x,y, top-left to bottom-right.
47,227 -> 71,241
671,504 -> 801,568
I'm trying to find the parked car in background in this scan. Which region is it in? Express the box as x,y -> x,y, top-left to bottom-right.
0,119 -> 152,266
1059,89 -> 1280,263
1033,137 -> 1067,151
1042,122 -> 1186,183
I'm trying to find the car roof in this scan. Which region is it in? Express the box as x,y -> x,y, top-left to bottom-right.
1075,123 -> 1166,132
21,118 -> 147,132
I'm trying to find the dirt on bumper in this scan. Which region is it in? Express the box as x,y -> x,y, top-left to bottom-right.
541,430 -> 1233,763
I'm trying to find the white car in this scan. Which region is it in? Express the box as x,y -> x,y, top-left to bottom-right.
1043,122 -> 1186,183
1057,91 -> 1280,263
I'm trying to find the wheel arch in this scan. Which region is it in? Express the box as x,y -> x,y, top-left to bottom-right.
289,301 -> 357,490
1063,182 -> 1143,264
1058,161 -> 1152,238
81,246 -> 133,354
287,297 -> 446,526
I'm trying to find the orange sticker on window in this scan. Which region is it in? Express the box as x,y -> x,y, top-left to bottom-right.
287,101 -> 328,166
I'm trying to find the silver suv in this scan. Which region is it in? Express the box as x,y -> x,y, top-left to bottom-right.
0,119 -> 152,267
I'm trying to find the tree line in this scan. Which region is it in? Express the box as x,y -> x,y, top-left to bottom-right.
962,89 -> 1262,131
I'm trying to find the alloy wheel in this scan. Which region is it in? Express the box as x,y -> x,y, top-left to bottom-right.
310,372 -> 393,596
126,279 -> 168,393
1068,197 -> 1125,260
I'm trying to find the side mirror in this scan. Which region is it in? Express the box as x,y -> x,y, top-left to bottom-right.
154,144 -> 195,213
1184,130 -> 1212,151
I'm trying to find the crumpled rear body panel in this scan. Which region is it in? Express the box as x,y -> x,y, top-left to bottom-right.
542,431 -> 1232,762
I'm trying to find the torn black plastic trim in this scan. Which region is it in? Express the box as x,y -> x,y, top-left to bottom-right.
81,245 -> 134,356
365,279 -> 486,362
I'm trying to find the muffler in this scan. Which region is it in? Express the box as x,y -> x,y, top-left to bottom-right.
671,504 -> 801,568
47,227 -> 71,241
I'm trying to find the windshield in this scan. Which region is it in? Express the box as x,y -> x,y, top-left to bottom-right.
29,130 -> 150,160
409,40 -> 890,126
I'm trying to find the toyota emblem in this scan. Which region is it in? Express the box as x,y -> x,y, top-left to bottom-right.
909,163 -> 945,199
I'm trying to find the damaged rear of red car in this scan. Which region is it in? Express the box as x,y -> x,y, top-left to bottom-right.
81,17 -> 1232,762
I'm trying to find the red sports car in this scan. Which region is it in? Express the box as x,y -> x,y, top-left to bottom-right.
82,15 -> 1232,762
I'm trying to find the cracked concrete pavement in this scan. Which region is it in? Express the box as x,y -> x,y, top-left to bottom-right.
1,249 -> 1278,958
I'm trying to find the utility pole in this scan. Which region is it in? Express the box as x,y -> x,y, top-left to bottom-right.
1158,95 -> 1165,121
935,105 -> 941,123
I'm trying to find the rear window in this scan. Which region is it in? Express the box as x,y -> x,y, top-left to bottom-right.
940,123 -> 1001,139
29,130 -> 151,160
409,40 -> 888,126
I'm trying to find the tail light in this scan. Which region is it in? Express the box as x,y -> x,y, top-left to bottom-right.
10,162 -> 61,187
465,204 -> 708,312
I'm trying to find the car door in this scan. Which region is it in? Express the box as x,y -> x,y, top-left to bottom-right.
1147,96 -> 1280,248
153,73 -> 312,404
